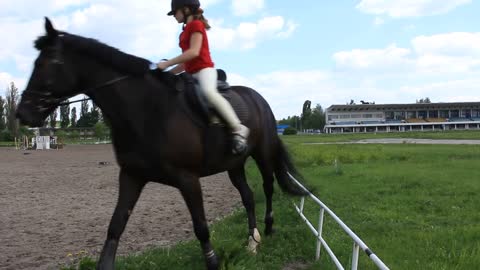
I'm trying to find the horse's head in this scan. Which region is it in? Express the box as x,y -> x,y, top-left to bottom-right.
16,18 -> 79,127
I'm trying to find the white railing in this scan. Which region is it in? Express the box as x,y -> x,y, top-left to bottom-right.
288,172 -> 390,270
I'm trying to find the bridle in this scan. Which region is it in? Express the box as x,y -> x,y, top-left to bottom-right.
21,34 -> 130,110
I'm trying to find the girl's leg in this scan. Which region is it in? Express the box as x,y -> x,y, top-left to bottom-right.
193,68 -> 249,137
193,68 -> 249,153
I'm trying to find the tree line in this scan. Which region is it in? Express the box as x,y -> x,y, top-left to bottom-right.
1,82 -> 106,141
278,100 -> 326,132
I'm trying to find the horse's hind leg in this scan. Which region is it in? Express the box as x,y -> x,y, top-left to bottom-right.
178,173 -> 219,270
253,157 -> 275,236
228,166 -> 261,253
97,169 -> 146,270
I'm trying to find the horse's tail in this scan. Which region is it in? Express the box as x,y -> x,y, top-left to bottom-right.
273,137 -> 310,196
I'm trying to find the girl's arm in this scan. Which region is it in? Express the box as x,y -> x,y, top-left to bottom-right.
169,63 -> 185,74
158,32 -> 203,70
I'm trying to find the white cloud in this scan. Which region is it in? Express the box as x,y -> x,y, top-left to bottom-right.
228,70 -> 335,118
412,32 -> 480,73
57,2 -> 179,58
412,32 -> 480,57
334,32 -> 480,75
0,1 -> 180,76
239,32 -> 480,118
200,0 -> 224,8
356,0 -> 472,18
0,18 -> 44,72
0,72 -> 27,96
231,0 -> 265,16
403,24 -> 416,32
400,79 -> 480,102
0,0 -> 296,78
416,54 -> 480,74
210,16 -> 297,50
0,0 -> 90,18
333,44 -> 413,72
230,68 -> 480,119
374,17 -> 385,25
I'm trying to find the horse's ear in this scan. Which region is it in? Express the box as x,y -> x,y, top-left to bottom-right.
45,17 -> 58,37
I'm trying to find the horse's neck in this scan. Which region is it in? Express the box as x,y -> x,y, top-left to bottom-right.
76,58 -> 172,143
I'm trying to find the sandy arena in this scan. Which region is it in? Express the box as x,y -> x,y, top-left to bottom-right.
0,144 -> 241,270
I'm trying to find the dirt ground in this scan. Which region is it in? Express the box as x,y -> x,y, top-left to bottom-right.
0,145 -> 241,270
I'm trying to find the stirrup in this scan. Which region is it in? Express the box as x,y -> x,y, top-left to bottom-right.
232,134 -> 248,154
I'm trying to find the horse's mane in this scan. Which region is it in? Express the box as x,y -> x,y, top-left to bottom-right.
34,32 -> 151,76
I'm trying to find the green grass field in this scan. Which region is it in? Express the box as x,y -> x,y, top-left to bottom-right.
283,130 -> 480,144
53,131 -> 480,269
0,141 -> 15,147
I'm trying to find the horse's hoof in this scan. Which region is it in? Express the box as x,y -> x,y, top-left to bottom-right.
247,228 -> 261,254
206,255 -> 219,270
204,249 -> 219,270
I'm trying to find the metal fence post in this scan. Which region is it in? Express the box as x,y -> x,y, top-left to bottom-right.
315,208 -> 325,260
300,197 -> 305,213
288,172 -> 390,270
351,242 -> 360,270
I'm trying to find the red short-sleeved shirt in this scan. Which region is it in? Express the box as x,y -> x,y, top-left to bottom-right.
179,20 -> 214,74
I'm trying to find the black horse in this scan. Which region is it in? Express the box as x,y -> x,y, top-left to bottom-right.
16,18 -> 308,270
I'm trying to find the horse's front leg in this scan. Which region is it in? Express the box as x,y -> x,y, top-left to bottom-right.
178,173 -> 219,270
97,169 -> 146,270
228,167 -> 261,254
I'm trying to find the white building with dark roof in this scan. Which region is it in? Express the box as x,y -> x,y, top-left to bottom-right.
324,102 -> 480,133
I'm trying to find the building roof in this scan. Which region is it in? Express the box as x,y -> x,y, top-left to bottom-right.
327,102 -> 480,112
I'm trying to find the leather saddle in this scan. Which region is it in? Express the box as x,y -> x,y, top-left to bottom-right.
156,69 -> 249,126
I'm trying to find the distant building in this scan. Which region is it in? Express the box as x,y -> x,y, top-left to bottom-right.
324,102 -> 480,133
277,124 -> 290,135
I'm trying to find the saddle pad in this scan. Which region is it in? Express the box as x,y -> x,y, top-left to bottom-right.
221,90 -> 249,123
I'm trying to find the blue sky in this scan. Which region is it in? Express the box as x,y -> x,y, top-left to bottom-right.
1,0 -> 480,119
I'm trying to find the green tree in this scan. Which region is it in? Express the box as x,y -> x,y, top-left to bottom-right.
71,107 -> 77,127
301,100 -> 312,129
60,103 -> 70,128
416,97 -> 432,104
5,82 -> 19,137
283,127 -> 297,135
309,104 -> 326,130
278,116 -> 292,126
0,96 -> 6,131
77,111 -> 99,127
94,122 -> 109,139
278,115 -> 301,130
90,104 -> 100,125
49,108 -> 58,128
68,130 -> 80,140
0,130 -> 13,141
77,99 -> 101,127
93,103 -> 103,122
80,98 -> 89,119
55,130 -> 68,141
18,126 -> 34,137
77,107 -> 100,127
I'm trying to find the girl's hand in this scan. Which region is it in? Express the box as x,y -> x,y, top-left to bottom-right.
157,61 -> 171,70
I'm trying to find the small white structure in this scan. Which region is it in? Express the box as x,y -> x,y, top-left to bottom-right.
33,136 -> 51,150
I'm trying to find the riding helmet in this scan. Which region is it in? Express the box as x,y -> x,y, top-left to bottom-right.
167,0 -> 200,15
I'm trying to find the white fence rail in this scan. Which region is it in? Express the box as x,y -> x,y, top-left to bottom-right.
289,172 -> 390,270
